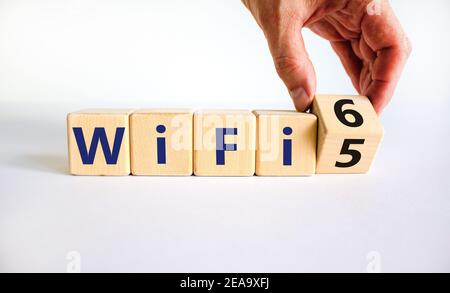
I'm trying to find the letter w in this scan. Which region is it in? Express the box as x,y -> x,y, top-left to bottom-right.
72,127 -> 125,165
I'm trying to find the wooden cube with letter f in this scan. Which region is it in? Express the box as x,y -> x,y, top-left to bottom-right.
194,110 -> 256,176
312,95 -> 384,174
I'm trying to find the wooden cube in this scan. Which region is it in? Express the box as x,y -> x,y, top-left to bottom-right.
254,110 -> 317,176
130,109 -> 193,176
194,110 -> 256,176
311,95 -> 384,174
67,109 -> 133,176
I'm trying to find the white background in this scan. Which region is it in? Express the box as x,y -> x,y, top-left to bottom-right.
0,0 -> 449,272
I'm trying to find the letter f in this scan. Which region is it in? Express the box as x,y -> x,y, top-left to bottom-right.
216,128 -> 237,165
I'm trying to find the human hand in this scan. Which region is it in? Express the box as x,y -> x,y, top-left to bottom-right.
242,0 -> 411,113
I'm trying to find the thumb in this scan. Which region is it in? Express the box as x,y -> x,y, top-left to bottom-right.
265,21 -> 316,112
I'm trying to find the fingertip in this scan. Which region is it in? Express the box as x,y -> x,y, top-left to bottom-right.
369,95 -> 387,116
289,87 -> 314,112
374,105 -> 384,115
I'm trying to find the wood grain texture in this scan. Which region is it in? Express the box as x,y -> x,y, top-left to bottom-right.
254,110 -> 317,176
193,110 -> 256,176
67,109 -> 133,176
130,109 -> 193,176
311,95 -> 384,174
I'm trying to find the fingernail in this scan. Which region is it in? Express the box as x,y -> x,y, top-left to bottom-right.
289,87 -> 311,112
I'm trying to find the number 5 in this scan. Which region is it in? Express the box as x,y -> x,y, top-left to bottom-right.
335,139 -> 365,168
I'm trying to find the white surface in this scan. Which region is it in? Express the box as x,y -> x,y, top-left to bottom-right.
0,0 -> 450,273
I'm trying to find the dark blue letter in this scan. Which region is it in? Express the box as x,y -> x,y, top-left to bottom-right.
283,127 -> 292,166
73,127 -> 125,165
156,124 -> 166,164
216,128 -> 238,165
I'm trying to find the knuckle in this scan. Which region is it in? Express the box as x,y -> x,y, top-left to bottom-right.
257,1 -> 299,31
396,34 -> 412,58
259,10 -> 282,30
273,55 -> 300,77
404,36 -> 412,56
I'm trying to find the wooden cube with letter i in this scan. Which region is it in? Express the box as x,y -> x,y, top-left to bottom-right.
130,109 -> 193,176
67,109 -> 133,176
312,95 -> 384,174
194,110 -> 256,176
254,110 -> 317,176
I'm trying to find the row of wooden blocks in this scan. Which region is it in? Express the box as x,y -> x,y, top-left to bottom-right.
67,95 -> 384,176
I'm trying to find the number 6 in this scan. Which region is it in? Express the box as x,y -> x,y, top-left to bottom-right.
334,99 -> 364,127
